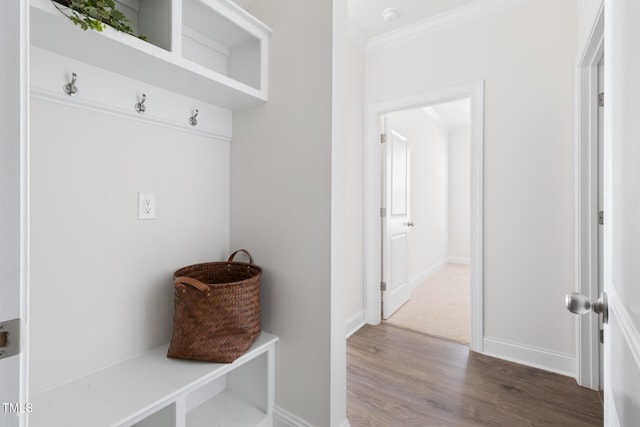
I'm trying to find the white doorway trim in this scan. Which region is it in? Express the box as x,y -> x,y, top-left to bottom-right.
364,81 -> 484,352
0,1 -> 30,424
574,2 -> 604,390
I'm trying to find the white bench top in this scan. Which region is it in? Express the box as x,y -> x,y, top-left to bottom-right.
30,332 -> 278,427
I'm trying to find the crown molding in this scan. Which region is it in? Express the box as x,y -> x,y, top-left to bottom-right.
366,0 -> 528,53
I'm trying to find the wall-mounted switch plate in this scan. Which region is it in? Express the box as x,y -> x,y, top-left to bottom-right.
138,192 -> 156,220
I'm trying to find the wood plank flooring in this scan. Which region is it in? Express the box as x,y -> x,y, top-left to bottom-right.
347,324 -> 603,427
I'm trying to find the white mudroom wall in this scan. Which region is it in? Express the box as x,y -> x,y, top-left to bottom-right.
29,99 -> 230,394
28,1 -> 351,425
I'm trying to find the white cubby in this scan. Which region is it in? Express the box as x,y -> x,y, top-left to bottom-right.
182,0 -> 262,91
132,403 -> 178,427
29,332 -> 277,427
30,0 -> 271,109
115,0 -> 174,52
184,351 -> 271,426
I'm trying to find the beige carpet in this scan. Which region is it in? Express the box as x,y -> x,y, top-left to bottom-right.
385,264 -> 470,344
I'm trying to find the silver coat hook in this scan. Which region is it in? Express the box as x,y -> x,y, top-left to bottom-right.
63,72 -> 78,96
189,109 -> 199,126
135,94 -> 147,113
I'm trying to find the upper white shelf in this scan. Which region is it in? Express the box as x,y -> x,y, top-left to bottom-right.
30,0 -> 272,110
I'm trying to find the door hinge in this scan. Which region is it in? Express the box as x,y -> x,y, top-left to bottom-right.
599,210 -> 604,225
0,318 -> 21,360
598,92 -> 605,107
380,133 -> 387,144
380,281 -> 387,291
380,207 -> 387,217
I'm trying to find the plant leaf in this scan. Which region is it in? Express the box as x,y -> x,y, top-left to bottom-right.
51,0 -> 145,40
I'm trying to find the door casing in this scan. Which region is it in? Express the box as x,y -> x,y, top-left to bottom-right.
0,1 -> 29,426
574,1 -> 604,390
364,81 -> 484,352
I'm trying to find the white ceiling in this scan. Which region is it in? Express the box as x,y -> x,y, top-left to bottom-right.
348,0 -> 478,39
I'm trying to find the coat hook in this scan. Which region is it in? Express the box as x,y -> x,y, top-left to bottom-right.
189,109 -> 199,126
63,72 -> 78,96
135,94 -> 147,113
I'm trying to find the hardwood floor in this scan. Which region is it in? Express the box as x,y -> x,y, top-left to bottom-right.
347,324 -> 603,427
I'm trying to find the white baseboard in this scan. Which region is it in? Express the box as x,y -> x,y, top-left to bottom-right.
483,337 -> 575,377
409,259 -> 448,291
274,406 -> 314,427
448,256 -> 471,265
274,407 -> 350,427
346,310 -> 366,338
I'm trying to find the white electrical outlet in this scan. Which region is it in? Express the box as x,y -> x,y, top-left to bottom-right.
138,192 -> 156,220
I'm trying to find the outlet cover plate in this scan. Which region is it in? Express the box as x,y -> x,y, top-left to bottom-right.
138,192 -> 156,220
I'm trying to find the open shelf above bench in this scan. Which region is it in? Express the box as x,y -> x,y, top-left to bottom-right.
30,0 -> 271,110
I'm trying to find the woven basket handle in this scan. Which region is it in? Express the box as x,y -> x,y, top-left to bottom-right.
228,249 -> 253,264
175,276 -> 211,296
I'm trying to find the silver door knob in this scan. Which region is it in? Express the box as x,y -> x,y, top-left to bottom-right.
407,222 -> 415,227
565,291 -> 608,324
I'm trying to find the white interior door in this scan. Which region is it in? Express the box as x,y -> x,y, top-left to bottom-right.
382,127 -> 412,319
0,2 -> 29,426
603,0 -> 640,423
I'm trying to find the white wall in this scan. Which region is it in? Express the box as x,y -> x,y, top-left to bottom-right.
387,109 -> 449,283
366,0 -> 577,358
345,24 -> 366,334
231,1 -> 347,426
30,99 -> 230,394
448,127 -> 471,263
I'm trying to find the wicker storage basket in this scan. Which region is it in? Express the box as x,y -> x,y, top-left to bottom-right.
167,249 -> 262,363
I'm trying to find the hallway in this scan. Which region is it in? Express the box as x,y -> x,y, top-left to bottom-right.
347,324 -> 603,426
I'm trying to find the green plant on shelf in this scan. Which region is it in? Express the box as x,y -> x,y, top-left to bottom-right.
51,0 -> 147,41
